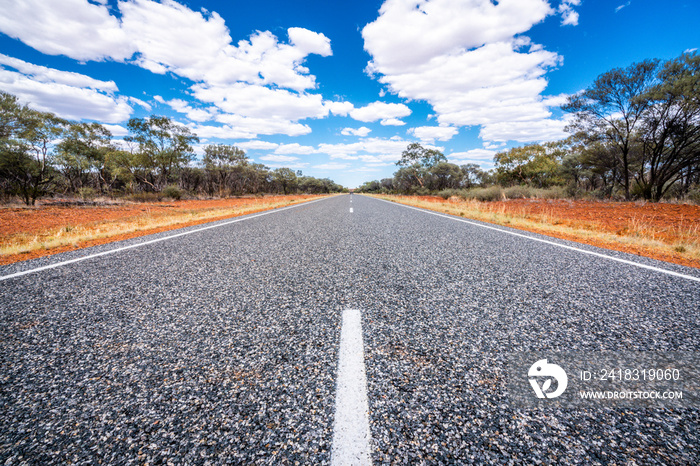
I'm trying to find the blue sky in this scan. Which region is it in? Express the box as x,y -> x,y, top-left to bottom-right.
0,0 -> 698,188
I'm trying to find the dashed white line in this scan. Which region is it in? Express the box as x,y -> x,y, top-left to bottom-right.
331,309 -> 372,465
372,196 -> 700,283
349,207 -> 354,213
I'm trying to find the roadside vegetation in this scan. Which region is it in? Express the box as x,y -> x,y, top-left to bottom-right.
0,195 -> 329,265
358,53 -> 700,268
0,93 -> 345,206
357,52 -> 700,204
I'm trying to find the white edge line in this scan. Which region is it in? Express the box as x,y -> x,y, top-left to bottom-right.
331,308 -> 372,466
369,196 -> 700,283
0,197 -> 331,282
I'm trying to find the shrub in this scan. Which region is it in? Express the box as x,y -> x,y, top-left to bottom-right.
163,185 -> 182,200
77,187 -> 98,200
534,186 -> 566,199
437,188 -> 462,199
127,191 -> 162,202
466,186 -> 504,202
504,185 -> 532,199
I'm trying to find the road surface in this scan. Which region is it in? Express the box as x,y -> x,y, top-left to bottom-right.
1,194 -> 699,464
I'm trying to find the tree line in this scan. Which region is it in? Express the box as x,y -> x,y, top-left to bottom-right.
358,52 -> 700,202
0,93 -> 344,205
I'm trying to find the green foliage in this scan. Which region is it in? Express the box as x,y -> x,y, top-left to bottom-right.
494,142 -> 565,188
467,186 -> 505,202
162,185 -> 182,200
563,52 -> 700,201
77,187 -> 97,200
397,142 -> 447,169
0,92 -> 64,204
125,116 -> 198,189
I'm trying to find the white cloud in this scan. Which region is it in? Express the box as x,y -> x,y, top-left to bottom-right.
0,57 -> 132,123
162,98 -> 217,122
615,2 -> 631,13
325,100 -> 355,116
380,118 -> 406,126
192,116 -> 311,140
193,83 -> 328,124
235,140 -> 280,151
363,0 -> 552,74
0,0 -> 339,136
0,1 -> 331,92
274,143 -> 316,155
478,118 -> 568,143
260,154 -> 300,163
447,149 -> 496,163
341,127 -> 372,137
0,53 -> 118,91
127,96 -> 152,111
288,27 -> 332,57
558,1 -> 581,26
409,125 -> 458,142
102,124 -> 129,137
0,0 -> 134,61
362,0 -> 571,144
316,137 -> 439,162
349,101 -> 411,123
313,162 -> 350,170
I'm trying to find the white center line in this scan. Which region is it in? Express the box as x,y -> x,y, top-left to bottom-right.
349,207 -> 354,213
331,309 -> 372,466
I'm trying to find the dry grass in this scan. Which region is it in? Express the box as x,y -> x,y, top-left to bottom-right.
369,194 -> 700,268
1,195 -> 331,262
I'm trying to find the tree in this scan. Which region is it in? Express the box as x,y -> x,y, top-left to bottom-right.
202,144 -> 247,196
427,162 -> 462,191
634,52 -> 700,200
493,143 -> 563,187
396,143 -> 447,188
563,59 -> 660,199
0,94 -> 65,204
460,164 -> 486,188
272,167 -> 297,194
125,116 -> 198,190
55,122 -> 113,193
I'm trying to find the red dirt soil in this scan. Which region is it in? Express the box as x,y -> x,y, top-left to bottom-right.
412,196 -> 700,269
0,195 -> 318,265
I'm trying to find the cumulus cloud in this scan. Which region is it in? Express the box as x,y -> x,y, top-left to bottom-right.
313,162 -> 350,170
349,101 -> 411,125
274,143 -> 316,155
0,0 -> 338,135
0,0 -> 135,61
102,124 -> 129,137
447,149 -> 497,164
235,140 -> 280,151
260,154 -> 300,163
341,127 -> 372,137
0,55 -> 132,123
315,137 -> 440,162
325,101 -> 355,116
362,0 -> 573,144
409,125 -> 458,142
558,0 -> 581,26
160,98 -> 218,122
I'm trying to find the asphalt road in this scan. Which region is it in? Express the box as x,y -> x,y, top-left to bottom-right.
1,194 -> 699,464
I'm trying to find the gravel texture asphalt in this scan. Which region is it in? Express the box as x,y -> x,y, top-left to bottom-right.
1,194 -> 699,464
